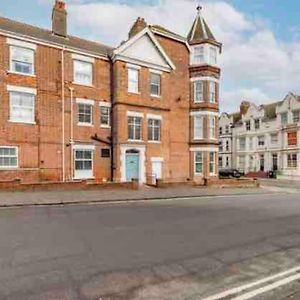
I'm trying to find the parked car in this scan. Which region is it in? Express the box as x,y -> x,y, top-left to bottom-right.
219,168 -> 242,178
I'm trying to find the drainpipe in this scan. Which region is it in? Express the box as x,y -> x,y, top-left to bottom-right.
61,47 -> 66,182
69,86 -> 75,180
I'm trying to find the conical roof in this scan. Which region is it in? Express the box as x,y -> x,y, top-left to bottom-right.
187,6 -> 220,47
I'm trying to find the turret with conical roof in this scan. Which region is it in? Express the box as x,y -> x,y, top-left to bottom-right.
187,6 -> 218,44
188,5 -> 222,183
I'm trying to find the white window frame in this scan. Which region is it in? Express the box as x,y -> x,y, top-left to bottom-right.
281,112 -> 288,126
270,133 -> 278,145
73,59 -> 93,86
239,137 -> 246,151
0,146 -> 18,169
194,116 -> 203,140
209,47 -> 217,65
73,148 -> 94,179
193,46 -> 204,64
194,81 -> 204,103
194,151 -> 203,175
128,116 -> 142,141
9,44 -> 35,76
148,118 -> 161,142
150,72 -> 161,97
293,110 -> 300,123
209,152 -> 216,175
287,153 -> 297,169
209,82 -> 216,103
8,87 -> 36,124
209,116 -> 216,139
100,105 -> 110,128
258,135 -> 265,147
77,100 -> 94,126
128,67 -> 139,94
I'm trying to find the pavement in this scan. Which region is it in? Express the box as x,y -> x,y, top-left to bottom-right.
1,192 -> 300,299
0,185 -> 267,207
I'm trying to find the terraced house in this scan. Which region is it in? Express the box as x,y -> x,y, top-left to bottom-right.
0,1 -> 222,184
219,94 -> 300,180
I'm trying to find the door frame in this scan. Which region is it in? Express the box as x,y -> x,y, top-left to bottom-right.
120,144 -> 145,183
151,157 -> 164,181
73,144 -> 95,180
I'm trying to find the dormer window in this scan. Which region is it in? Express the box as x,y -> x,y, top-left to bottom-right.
194,46 -> 204,64
209,47 -> 217,65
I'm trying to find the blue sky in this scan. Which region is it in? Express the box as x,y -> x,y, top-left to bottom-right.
0,0 -> 299,112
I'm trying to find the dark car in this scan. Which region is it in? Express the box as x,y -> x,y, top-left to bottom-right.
219,168 -> 242,178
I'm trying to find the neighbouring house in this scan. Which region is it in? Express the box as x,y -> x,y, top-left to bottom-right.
219,93 -> 300,180
0,1 -> 222,184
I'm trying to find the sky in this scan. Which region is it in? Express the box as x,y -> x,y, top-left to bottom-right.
0,0 -> 300,113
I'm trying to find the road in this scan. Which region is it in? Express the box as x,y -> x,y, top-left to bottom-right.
0,192 -> 300,299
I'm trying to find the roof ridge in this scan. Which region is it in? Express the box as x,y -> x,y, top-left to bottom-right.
0,15 -> 113,55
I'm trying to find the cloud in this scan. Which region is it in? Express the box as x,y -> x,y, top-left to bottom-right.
63,0 -> 300,112
222,88 -> 271,113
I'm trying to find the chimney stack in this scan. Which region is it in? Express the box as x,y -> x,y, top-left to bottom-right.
52,0 -> 67,37
240,101 -> 251,115
128,17 -> 147,39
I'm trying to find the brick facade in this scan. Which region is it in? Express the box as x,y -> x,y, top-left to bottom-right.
0,2 -> 222,184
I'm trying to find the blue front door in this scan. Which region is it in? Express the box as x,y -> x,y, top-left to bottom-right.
126,152 -> 140,181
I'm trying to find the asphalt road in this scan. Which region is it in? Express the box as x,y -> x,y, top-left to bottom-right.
0,192 -> 300,299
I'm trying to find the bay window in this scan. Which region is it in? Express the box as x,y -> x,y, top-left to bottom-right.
209,152 -> 216,174
194,116 -> 203,139
194,46 -> 204,64
194,81 -> 203,103
209,82 -> 216,103
209,47 -> 217,65
194,151 -> 203,174
209,116 -> 216,139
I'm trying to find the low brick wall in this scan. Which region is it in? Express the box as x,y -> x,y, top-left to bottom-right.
0,179 -> 138,192
155,179 -> 194,188
206,178 -> 259,188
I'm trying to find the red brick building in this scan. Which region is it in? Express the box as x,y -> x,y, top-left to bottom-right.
0,1 -> 221,184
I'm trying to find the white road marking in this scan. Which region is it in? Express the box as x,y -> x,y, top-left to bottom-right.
202,265 -> 300,300
232,272 -> 300,300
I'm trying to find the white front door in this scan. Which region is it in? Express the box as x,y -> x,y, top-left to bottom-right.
152,161 -> 162,180
74,149 -> 93,179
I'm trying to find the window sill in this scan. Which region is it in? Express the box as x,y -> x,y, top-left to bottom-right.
128,139 -> 143,143
148,141 -> 161,144
194,101 -> 204,104
77,123 -> 93,127
0,167 -> 19,171
72,82 -> 94,88
100,125 -> 111,129
73,176 -> 95,180
7,70 -> 36,77
128,91 -> 140,95
151,94 -> 161,99
9,120 -> 36,125
194,173 -> 203,176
